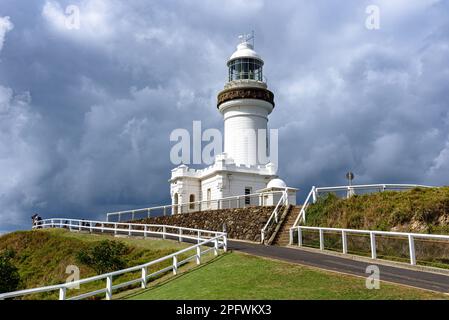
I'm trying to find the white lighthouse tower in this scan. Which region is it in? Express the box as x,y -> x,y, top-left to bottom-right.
170,35 -> 297,212
219,35 -> 274,166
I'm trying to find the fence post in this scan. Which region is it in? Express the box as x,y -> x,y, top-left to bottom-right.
59,287 -> 66,300
163,206 -> 167,216
89,222 -> 93,233
101,223 -> 104,233
408,235 -> 416,265
79,221 -> 81,231
312,186 -> 317,203
147,209 -> 151,218
214,239 -> 219,256
141,267 -> 147,289
163,226 -> 166,240
131,211 -> 135,221
144,225 -> 147,239
118,213 -> 121,222
342,230 -> 348,254
51,219 -> 54,228
319,229 -> 324,250
179,228 -> 182,242
172,256 -> 178,275
114,223 -> 117,235
196,246 -> 201,265
289,228 -> 293,245
197,231 -> 201,244
370,232 -> 377,259
297,227 -> 302,247
128,224 -> 132,237
106,275 -> 113,300
223,235 -> 227,252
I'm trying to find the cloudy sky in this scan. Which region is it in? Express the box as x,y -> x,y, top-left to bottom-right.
0,0 -> 448,232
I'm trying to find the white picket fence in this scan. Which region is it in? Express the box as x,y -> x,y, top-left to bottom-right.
292,184 -> 434,228
289,225 -> 449,266
0,219 -> 227,300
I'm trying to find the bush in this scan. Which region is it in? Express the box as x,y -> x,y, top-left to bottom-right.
0,249 -> 21,293
76,240 -> 129,274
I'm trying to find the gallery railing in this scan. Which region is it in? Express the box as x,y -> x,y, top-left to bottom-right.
106,190 -> 285,222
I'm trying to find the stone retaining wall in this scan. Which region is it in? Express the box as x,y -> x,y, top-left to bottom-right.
134,206 -> 275,242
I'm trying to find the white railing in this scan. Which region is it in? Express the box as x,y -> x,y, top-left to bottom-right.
260,188 -> 289,244
289,225 -> 449,266
106,190 -> 285,222
0,219 -> 227,300
292,184 -> 434,228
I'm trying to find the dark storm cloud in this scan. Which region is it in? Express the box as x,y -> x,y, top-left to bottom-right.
0,0 -> 448,231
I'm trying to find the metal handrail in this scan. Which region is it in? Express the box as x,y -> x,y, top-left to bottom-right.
0,219 -> 227,300
106,190 -> 285,222
290,225 -> 449,266
260,188 -> 288,243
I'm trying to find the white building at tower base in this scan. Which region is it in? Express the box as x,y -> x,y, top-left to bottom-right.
170,37 -> 297,213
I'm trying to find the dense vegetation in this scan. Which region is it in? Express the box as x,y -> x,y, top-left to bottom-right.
305,187 -> 449,234
0,249 -> 21,293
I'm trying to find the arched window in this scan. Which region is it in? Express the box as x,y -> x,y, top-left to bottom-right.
173,193 -> 179,214
189,194 -> 195,210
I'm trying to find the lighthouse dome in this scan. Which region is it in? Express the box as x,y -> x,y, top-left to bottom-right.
228,42 -> 263,62
267,178 -> 287,189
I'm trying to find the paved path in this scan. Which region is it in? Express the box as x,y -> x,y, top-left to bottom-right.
228,240 -> 449,293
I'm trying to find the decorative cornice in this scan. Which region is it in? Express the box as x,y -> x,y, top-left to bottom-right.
217,87 -> 275,108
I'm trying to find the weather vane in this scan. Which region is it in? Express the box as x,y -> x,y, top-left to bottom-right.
238,31 -> 255,46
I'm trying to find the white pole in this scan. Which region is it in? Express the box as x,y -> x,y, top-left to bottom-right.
59,287 -> 66,300
214,239 -> 219,256
163,226 -> 166,240
319,229 -> 324,250
408,235 -> 416,265
342,230 -> 348,254
370,232 -> 377,259
297,227 -> 302,247
224,236 -> 228,252
196,246 -> 201,265
106,276 -> 113,300
141,267 -> 147,289
172,256 -> 178,275
289,228 -> 293,245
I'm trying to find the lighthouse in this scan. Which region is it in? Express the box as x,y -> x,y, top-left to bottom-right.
170,34 -> 297,212
218,35 -> 275,166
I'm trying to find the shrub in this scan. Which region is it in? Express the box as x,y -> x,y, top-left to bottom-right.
76,240 -> 129,274
0,249 -> 21,293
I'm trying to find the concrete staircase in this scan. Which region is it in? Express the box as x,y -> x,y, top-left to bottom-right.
272,205 -> 301,246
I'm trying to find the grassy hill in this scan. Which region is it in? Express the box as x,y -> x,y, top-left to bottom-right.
126,252 -> 447,300
0,229 -> 191,299
305,187 -> 449,234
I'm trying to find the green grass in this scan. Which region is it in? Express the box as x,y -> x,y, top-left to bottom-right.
0,229 -> 196,299
126,252 -> 447,300
306,187 -> 449,233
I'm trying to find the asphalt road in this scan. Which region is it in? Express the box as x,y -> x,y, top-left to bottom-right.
228,240 -> 449,294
